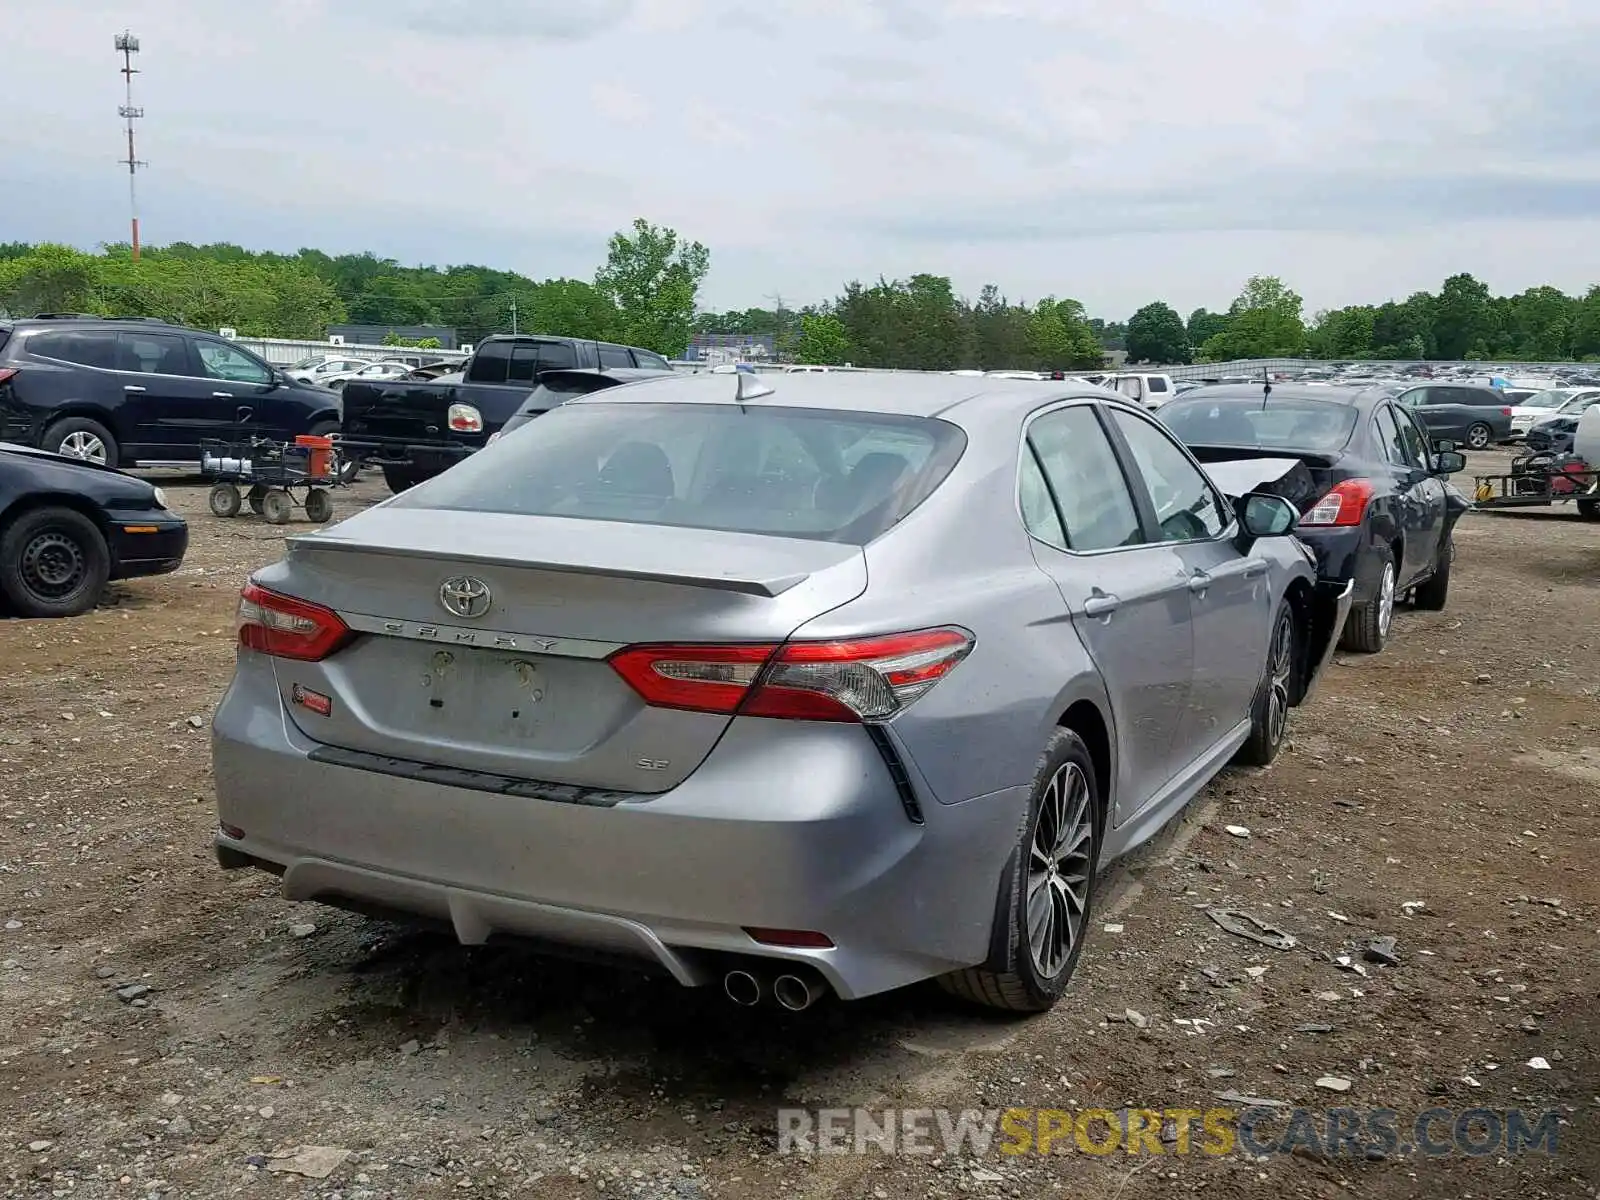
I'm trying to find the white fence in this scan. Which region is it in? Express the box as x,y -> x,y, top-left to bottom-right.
229,334 -> 469,366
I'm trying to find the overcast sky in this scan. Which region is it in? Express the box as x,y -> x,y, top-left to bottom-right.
5,0 -> 1600,320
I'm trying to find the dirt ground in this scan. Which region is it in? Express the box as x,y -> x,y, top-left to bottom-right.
2,450 -> 1596,1200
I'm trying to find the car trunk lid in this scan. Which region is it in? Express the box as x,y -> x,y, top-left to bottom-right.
258,508 -> 867,793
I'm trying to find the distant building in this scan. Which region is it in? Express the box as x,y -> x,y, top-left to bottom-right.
327,323 -> 460,349
686,332 -> 776,363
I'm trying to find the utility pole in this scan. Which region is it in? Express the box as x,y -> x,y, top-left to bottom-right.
115,31 -> 147,261
509,298 -> 517,334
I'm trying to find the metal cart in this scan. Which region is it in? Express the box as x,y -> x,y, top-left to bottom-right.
199,436 -> 339,525
1471,451 -> 1600,519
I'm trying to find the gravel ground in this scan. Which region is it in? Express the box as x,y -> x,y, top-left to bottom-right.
1,450 -> 1597,1200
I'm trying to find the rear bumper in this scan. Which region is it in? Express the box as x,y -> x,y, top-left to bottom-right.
1290,525 -> 1373,600
107,516 -> 188,579
334,436 -> 478,474
210,653 -> 1024,1000
1299,578 -> 1354,703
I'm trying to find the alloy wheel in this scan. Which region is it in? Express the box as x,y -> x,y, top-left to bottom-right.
58,431 -> 107,464
1026,762 -> 1094,979
1467,425 -> 1490,450
1266,611 -> 1293,746
1377,562 -> 1396,639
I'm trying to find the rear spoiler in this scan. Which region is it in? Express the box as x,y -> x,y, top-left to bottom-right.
288,508 -> 856,598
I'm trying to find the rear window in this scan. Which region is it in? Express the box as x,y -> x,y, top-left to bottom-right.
634,349 -> 670,370
1159,397 -> 1359,453
399,401 -> 967,544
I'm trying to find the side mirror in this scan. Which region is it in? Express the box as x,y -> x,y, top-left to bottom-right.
1236,492 -> 1299,538
1432,438 -> 1457,452
1432,450 -> 1466,475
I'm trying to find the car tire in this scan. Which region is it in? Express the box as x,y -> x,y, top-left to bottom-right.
1411,537 -> 1453,610
0,505 -> 112,618
382,466 -> 424,494
1465,423 -> 1492,450
1236,601 -> 1297,767
938,728 -> 1101,1013
262,490 -> 294,525
1578,497 -> 1600,521
42,417 -> 119,468
1339,545 -> 1395,654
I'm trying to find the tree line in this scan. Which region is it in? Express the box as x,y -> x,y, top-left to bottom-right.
5,226 -> 1599,366
0,219 -> 710,358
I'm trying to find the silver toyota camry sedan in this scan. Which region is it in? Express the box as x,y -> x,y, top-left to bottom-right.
212,372 -> 1351,1013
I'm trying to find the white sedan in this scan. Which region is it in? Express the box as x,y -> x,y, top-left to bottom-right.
1507,388 -> 1600,438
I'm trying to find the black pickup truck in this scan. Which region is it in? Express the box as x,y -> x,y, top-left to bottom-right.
339,334 -> 674,492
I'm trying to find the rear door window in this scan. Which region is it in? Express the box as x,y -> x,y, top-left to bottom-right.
1026,406 -> 1144,552
1373,406 -> 1409,467
116,332 -> 192,376
397,402 -> 966,544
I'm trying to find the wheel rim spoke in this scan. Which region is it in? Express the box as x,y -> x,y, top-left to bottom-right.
1027,762 -> 1096,980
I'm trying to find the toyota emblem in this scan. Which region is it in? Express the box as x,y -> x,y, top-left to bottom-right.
439,575 -> 492,619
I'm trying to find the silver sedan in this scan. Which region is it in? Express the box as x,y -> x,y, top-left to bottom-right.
212,372 -> 1350,1013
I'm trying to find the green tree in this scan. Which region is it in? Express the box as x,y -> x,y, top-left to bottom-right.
1026,298 -> 1102,371
792,311 -> 851,364
1124,301 -> 1190,364
1187,307 -> 1229,349
1307,305 -> 1376,359
0,244 -> 99,315
594,218 -> 710,357
1431,273 -> 1495,360
1200,276 -> 1307,360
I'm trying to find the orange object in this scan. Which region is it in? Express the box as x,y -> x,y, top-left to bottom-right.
295,435 -> 334,479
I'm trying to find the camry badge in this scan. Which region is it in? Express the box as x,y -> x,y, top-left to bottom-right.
439,575 -> 492,619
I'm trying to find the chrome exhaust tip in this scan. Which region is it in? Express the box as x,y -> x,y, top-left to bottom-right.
723,969 -> 763,1006
773,972 -> 822,1012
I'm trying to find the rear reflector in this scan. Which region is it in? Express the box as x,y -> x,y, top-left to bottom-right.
744,927 -> 835,949
290,682 -> 333,716
1297,479 -> 1374,527
608,627 -> 974,722
0,368 -> 17,385
237,581 -> 353,661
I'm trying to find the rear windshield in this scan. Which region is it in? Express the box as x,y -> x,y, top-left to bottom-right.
1159,397 -> 1359,453
398,401 -> 967,544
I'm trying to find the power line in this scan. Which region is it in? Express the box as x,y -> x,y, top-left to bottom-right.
115,31 -> 147,261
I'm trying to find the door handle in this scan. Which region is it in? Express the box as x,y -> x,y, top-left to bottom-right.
1242,559 -> 1268,579
124,384 -> 146,392
1083,593 -> 1121,618
212,391 -> 235,398
1187,571 -> 1212,593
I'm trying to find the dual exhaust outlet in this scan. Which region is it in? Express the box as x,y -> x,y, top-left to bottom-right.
723,966 -> 826,1011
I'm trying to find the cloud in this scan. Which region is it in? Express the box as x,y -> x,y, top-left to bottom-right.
365,0 -> 638,40
4,0 -> 1600,320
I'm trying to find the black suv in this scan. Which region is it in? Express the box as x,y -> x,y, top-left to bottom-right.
0,315 -> 343,468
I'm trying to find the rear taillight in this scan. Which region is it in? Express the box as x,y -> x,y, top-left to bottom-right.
1298,479 -> 1374,527
1501,407 -> 1512,416
237,581 -> 352,661
0,367 -> 17,385
447,403 -> 483,433
608,627 -> 974,722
